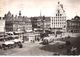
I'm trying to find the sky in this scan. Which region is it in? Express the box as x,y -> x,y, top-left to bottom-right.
0,0 -> 80,19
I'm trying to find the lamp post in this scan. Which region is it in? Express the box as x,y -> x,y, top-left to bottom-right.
22,26 -> 25,43
54,17 -> 56,37
43,16 -> 45,33
40,16 -> 45,41
4,21 -> 6,42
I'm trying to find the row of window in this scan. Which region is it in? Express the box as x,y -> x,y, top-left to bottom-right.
68,30 -> 80,33
51,24 -> 65,26
52,22 -> 66,24
68,26 -> 80,29
52,19 -> 66,22
52,25 -> 64,26
56,14 -> 62,16
69,23 -> 80,26
52,17 -> 66,19
52,25 -> 63,28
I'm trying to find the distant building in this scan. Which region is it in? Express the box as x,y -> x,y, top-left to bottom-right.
31,16 -> 51,33
4,11 -> 13,31
44,17 -> 51,30
50,2 -> 66,33
67,16 -> 80,33
31,16 -> 43,29
0,17 -> 5,32
4,11 -> 32,32
26,32 -> 35,42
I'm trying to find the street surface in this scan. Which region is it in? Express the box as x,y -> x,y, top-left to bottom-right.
0,41 -> 67,56
0,37 -> 80,56
4,41 -> 54,56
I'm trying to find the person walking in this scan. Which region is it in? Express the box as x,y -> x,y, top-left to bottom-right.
71,47 -> 77,55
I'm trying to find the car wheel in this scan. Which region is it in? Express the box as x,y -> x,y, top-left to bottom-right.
2,44 -> 6,50
0,46 -> 2,49
18,42 -> 23,48
46,40 -> 49,44
19,44 -> 23,48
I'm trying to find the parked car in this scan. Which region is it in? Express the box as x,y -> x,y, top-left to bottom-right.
0,36 -> 15,50
41,36 -> 54,45
0,38 -> 6,49
12,35 -> 23,48
0,32 -> 23,50
4,37 -> 15,48
6,32 -> 23,48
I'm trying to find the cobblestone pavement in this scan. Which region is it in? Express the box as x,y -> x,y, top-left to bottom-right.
0,37 -> 79,56
1,41 -> 53,56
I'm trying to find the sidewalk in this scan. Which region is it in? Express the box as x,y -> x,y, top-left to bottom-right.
24,40 -> 42,44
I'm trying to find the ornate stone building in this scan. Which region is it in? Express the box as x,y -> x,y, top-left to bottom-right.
4,11 -> 32,32
44,17 -> 51,30
31,16 -> 51,33
67,16 -> 80,33
50,2 -> 66,33
4,11 -> 13,31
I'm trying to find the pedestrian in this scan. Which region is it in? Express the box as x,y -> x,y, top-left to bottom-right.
35,36 -> 37,41
31,40 -> 33,43
33,40 -> 35,43
37,38 -> 40,42
71,47 -> 77,55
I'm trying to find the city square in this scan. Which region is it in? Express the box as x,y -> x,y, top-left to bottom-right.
0,0 -> 80,56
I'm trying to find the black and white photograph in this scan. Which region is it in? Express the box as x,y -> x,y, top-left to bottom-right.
0,0 -> 80,56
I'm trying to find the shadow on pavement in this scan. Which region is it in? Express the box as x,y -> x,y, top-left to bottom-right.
39,37 -> 80,55
39,43 -> 67,55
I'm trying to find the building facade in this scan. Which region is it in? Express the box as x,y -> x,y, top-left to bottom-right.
4,11 -> 13,32
67,16 -> 80,33
0,17 -> 5,32
44,17 -> 51,30
4,11 -> 32,32
51,2 -> 66,33
31,16 -> 51,33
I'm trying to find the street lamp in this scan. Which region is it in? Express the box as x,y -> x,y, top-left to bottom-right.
43,16 -> 45,33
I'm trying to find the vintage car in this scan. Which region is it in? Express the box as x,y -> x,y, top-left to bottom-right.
6,31 -> 23,43
41,36 -> 54,45
12,35 -> 23,48
0,36 -> 15,50
0,32 -> 23,50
